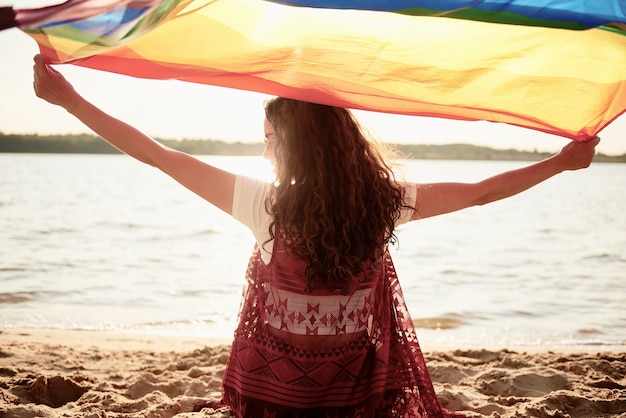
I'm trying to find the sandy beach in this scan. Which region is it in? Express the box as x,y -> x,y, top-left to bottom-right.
0,328 -> 624,418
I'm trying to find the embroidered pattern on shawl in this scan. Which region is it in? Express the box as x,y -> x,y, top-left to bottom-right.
261,284 -> 374,335
220,240 -> 465,418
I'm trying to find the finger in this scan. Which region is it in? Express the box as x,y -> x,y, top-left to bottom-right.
33,54 -> 55,74
33,54 -> 46,74
581,135 -> 600,144
578,137 -> 600,151
33,55 -> 46,76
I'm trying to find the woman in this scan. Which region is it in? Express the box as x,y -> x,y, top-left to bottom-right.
32,54 -> 599,418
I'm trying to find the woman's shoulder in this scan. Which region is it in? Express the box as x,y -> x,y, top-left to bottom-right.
235,174 -> 272,190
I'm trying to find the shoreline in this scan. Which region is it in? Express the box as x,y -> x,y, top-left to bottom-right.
1,327 -> 623,354
1,328 -> 625,417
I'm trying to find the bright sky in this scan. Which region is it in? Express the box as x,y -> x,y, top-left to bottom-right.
1,3 -> 624,155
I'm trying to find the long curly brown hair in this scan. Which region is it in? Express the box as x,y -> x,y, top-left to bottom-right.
264,97 -> 407,294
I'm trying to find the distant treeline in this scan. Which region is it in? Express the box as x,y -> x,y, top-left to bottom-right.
0,133 -> 264,156
1,133 -> 624,162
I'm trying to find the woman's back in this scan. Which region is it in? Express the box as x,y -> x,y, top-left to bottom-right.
223,172 -> 461,417
222,236 -> 460,417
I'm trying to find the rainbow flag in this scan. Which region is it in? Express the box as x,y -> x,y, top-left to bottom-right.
2,0 -> 625,140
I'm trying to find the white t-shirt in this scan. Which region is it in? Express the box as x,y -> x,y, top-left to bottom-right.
232,175 -> 417,263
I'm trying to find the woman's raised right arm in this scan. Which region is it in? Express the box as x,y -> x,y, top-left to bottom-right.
32,54 -> 235,214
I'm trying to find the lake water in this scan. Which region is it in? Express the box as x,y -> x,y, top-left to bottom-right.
1,154 -> 624,348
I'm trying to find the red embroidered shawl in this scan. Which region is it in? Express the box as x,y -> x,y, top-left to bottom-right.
219,234 -> 465,418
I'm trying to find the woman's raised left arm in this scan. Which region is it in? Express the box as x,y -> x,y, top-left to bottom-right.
412,137 -> 600,220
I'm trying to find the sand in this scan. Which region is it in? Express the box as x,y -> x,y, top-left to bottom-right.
0,328 -> 624,418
